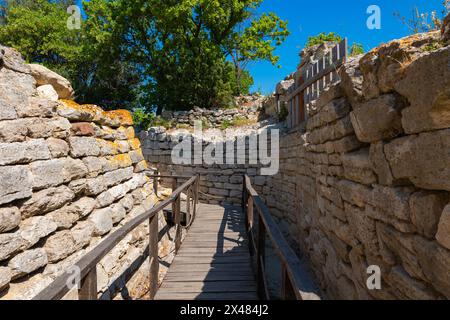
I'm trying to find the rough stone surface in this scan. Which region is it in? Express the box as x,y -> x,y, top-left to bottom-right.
8,249 -> 48,279
20,186 -> 75,218
43,231 -> 77,263
0,207 -> 21,233
0,46 -> 155,300
410,192 -> 449,239
20,216 -> 57,248
0,139 -> 51,166
0,166 -> 32,205
436,205 -> 450,250
385,129 -> 450,191
29,64 -> 75,100
350,94 -> 404,143
89,208 -> 113,236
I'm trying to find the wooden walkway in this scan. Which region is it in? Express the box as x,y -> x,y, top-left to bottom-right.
155,203 -> 258,300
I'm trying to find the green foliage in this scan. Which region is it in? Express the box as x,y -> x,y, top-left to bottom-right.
84,0 -> 289,111
0,0 -> 144,110
305,32 -> 342,48
0,0 -> 288,116
132,108 -> 156,131
349,43 -> 365,57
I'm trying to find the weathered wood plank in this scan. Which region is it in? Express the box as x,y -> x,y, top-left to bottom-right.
155,292 -> 258,300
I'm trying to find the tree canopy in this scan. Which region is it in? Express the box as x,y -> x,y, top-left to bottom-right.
0,0 -> 289,113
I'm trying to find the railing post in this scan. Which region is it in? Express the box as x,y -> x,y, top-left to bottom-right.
153,170 -> 159,196
257,216 -> 266,299
281,264 -> 296,300
174,195 -> 182,254
149,213 -> 159,300
186,186 -> 191,226
78,267 -> 97,300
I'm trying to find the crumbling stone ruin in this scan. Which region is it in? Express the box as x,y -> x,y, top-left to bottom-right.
0,45 -> 176,300
1,17 -> 450,300
142,25 -> 450,299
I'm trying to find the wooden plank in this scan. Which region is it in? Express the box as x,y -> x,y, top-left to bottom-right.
164,274 -> 254,282
78,267 -> 97,300
168,264 -> 253,273
173,256 -> 250,264
159,281 -> 256,293
155,292 -> 258,300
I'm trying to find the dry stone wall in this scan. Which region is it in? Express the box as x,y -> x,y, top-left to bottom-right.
140,127 -> 272,206
141,29 -> 450,300
259,31 -> 450,299
0,45 -> 168,300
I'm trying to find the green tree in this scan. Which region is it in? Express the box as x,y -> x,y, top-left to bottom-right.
0,0 -> 144,110
84,0 -> 289,112
305,32 -> 342,48
349,42 -> 365,56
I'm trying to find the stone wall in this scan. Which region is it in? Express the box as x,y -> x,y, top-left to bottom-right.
161,95 -> 268,129
140,127 -> 273,206
0,46 -> 170,300
140,28 -> 450,300
259,31 -> 450,299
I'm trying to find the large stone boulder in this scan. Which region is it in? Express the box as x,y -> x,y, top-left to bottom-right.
28,64 -> 74,100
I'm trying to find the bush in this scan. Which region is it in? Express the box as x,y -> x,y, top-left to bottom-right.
305,32 -> 342,48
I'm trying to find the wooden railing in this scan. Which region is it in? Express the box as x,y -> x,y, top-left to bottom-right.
242,175 -> 320,300
33,175 -> 200,300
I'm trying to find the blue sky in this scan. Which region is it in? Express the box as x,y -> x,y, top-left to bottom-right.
249,0 -> 446,94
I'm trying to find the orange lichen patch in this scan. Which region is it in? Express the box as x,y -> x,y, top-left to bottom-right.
97,139 -> 120,156
125,127 -> 135,140
104,110 -> 134,127
128,138 -> 141,150
58,100 -> 104,122
108,153 -> 133,168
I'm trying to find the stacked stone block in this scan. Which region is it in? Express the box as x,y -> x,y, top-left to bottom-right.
0,46 -> 163,299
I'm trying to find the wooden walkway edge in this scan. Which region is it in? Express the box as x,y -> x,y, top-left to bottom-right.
155,203 -> 258,300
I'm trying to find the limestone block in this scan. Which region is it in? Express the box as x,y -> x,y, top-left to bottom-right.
20,216 -> 57,247
8,248 -> 48,279
89,208 -> 113,236
20,185 -> 75,218
71,122 -> 95,136
119,194 -> 134,213
69,137 -> 100,158
129,149 -> 145,164
337,180 -> 372,208
29,63 -> 74,100
30,158 -> 88,189
134,160 -> 148,173
117,140 -> 130,153
46,138 -> 69,158
111,203 -> 127,224
0,233 -> 26,262
0,118 -> 30,143
71,221 -> 95,250
385,129 -> 450,191
0,139 -> 51,165
85,176 -> 108,196
36,84 -> 58,101
388,266 -> 439,300
68,179 -> 87,196
409,191 -> 449,239
342,148 -> 377,185
43,230 -> 77,263
436,204 -> 450,250
395,48 -> 450,134
0,206 -> 21,233
27,117 -> 71,139
413,236 -> 450,298
83,156 -> 104,177
338,55 -> 364,108
350,94 -> 404,143
0,266 -> 11,291
56,101 -> 100,122
103,167 -> 134,187
0,165 -> 32,205
97,139 -> 119,156
16,97 -> 57,118
369,142 -> 393,186
332,135 -> 363,154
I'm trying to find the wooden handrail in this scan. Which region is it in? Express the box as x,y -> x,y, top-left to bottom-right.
243,175 -> 320,300
33,175 -> 199,300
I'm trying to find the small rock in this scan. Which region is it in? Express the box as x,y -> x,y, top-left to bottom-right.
43,230 -> 77,263
8,248 -> 48,279
0,206 -> 21,233
20,216 -> 57,247
37,85 -> 58,101
89,208 -> 113,236
29,64 -> 74,100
